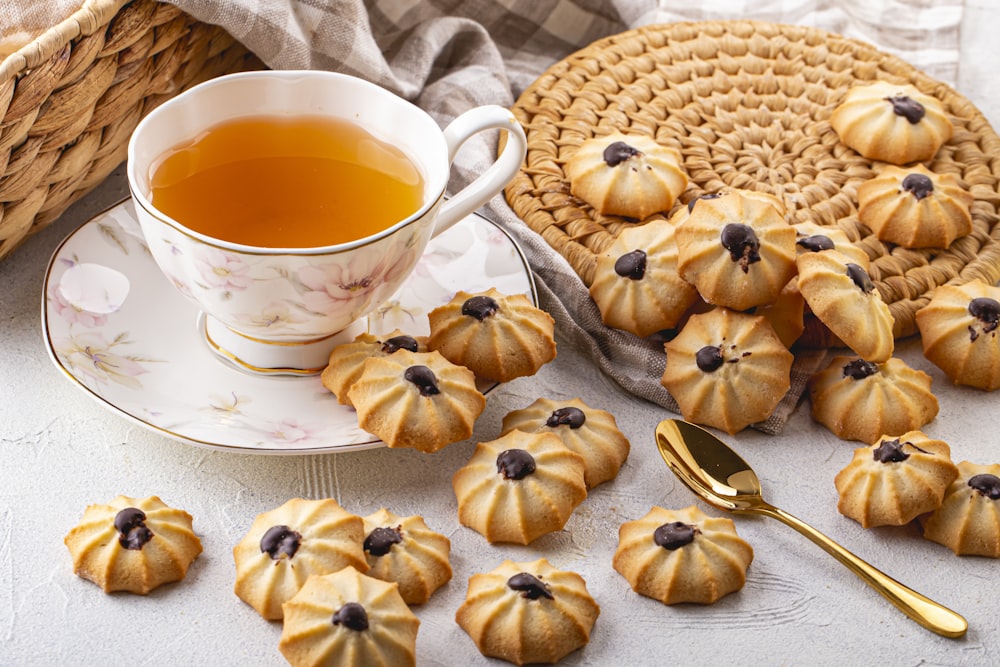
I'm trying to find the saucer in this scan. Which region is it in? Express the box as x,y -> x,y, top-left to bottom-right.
43,200 -> 537,454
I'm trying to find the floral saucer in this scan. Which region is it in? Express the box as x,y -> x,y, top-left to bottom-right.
43,200 -> 536,454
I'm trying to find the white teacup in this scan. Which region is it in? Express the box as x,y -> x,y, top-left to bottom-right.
126,70 -> 526,374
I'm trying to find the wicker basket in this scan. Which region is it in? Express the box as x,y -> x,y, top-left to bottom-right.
505,20 -> 1000,344
0,0 -> 262,261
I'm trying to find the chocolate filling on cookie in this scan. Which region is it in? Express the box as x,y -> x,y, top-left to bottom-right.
720,223 -> 761,273
497,449 -> 536,480
507,572 -> 554,600
381,335 -> 419,354
846,263 -> 875,293
873,438 -> 909,463
404,365 -> 441,396
969,473 -> 1000,500
901,173 -> 934,200
260,525 -> 302,560
546,406 -> 586,429
797,234 -> 835,252
462,295 -> 500,321
696,345 -> 725,372
332,602 -> 370,631
653,521 -> 698,550
886,94 -> 926,124
968,297 -> 1000,341
364,526 -> 403,557
687,192 -> 723,213
602,140 -> 640,167
842,358 -> 879,380
114,507 -> 153,550
614,250 -> 647,280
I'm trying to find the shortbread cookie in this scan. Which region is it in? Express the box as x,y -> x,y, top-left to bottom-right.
835,431 -> 959,528
808,355 -> 939,443
347,349 -> 485,452
64,495 -> 202,595
588,218 -> 699,337
922,461 -> 1000,557
793,220 -> 870,269
279,566 -> 419,667
565,131 -> 688,219
613,505 -> 753,605
661,308 -> 793,434
452,430 -> 587,545
830,81 -> 953,164
233,498 -> 367,620
500,396 -> 630,488
456,558 -> 600,665
916,279 -> 1000,390
427,288 -> 556,382
362,508 -> 452,605
321,331 -> 426,406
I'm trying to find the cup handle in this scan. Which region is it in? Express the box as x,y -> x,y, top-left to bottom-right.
432,105 -> 527,236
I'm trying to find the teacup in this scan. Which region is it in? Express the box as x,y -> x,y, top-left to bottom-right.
126,70 -> 527,375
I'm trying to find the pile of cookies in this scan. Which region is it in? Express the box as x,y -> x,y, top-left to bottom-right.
565,80 -> 1000,437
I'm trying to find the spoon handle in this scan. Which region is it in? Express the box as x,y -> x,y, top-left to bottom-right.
752,502 -> 967,638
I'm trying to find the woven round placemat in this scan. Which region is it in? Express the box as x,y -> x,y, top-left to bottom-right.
504,20 -> 1000,344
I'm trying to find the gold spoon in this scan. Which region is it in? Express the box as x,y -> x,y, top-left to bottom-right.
655,418 -> 968,638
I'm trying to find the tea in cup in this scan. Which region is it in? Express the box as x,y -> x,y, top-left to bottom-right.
126,70 -> 527,374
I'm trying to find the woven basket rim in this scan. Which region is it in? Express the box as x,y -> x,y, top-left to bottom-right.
0,0 -> 129,82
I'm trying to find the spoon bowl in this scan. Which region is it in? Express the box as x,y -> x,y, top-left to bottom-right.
655,418 -> 968,639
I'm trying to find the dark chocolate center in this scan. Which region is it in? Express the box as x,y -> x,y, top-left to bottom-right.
797,234 -> 835,253
462,295 -> 499,321
381,335 -> 419,354
842,359 -> 879,380
404,365 -> 440,396
364,526 -> 403,557
260,525 -> 302,560
901,173 -> 934,200
332,602 -> 369,631
603,141 -> 640,167
653,521 -> 697,550
720,223 -> 761,273
497,448 -> 536,480
887,94 -> 926,124
873,438 -> 909,463
969,474 -> 1000,500
969,297 -> 1000,333
546,406 -> 586,429
687,192 -> 723,213
846,263 -> 875,293
507,572 -> 554,600
614,250 -> 647,280
696,345 -> 725,372
114,507 -> 153,551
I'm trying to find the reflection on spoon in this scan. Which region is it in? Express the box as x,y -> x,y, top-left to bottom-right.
655,419 -> 967,639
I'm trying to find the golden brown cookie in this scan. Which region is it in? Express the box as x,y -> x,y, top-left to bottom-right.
321,330 -> 427,406
456,558 -> 600,665
674,188 -> 797,310
500,396 -> 630,488
921,461 -> 1000,557
834,431 -> 959,528
233,498 -> 367,620
361,508 -> 452,605
565,131 -> 688,219
427,288 -> 556,382
916,279 -> 1000,390
857,164 -> 973,249
612,505 -> 753,605
808,355 -> 939,443
793,220 -> 870,270
830,81 -> 953,164
588,218 -> 699,337
347,349 -> 485,452
661,308 -> 793,434
64,495 -> 202,595
452,430 -> 587,545
279,566 -> 419,667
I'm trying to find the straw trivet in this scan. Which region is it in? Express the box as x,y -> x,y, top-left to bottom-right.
505,20 -> 1000,346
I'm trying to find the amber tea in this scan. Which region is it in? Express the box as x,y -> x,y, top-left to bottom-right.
149,115 -> 425,248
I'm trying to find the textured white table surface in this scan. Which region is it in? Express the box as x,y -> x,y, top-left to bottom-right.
3,7 -> 1000,666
